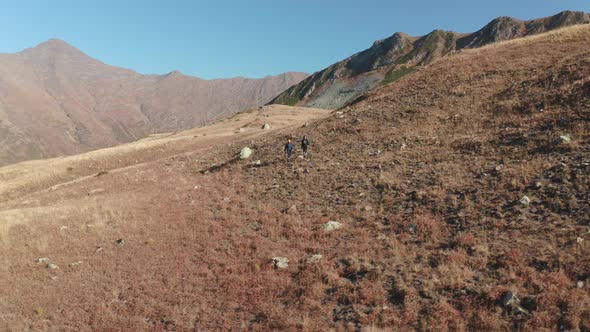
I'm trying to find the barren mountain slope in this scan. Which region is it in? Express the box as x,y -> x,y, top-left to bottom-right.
0,39 -> 307,166
0,25 -> 589,331
271,10 -> 590,110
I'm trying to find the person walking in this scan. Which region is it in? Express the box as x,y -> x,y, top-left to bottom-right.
284,139 -> 294,161
301,135 -> 309,158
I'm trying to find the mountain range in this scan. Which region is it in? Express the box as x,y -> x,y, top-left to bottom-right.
271,10 -> 590,109
2,10 -> 589,167
0,39 -> 307,165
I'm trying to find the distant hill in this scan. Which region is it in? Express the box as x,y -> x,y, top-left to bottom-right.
0,39 -> 307,165
270,10 -> 590,109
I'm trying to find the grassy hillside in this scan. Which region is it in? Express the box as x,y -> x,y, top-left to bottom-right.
0,25 -> 589,331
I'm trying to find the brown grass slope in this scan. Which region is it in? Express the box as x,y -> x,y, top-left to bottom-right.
0,26 -> 589,331
270,10 -> 590,110
0,39 -> 308,166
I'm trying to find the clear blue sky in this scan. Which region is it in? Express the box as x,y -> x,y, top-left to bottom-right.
1,1 -> 588,79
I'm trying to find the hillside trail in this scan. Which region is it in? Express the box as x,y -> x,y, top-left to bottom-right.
0,105 -> 330,206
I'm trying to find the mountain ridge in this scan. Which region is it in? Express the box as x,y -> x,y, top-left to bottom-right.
271,10 -> 590,110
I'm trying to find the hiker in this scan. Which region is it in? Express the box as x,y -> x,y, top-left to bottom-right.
301,135 -> 309,158
284,139 -> 294,161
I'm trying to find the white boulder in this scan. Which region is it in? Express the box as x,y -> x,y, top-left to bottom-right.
323,221 -> 343,232
272,257 -> 289,269
240,147 -> 253,159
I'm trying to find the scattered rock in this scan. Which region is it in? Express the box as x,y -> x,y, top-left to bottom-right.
500,291 -> 529,315
59,225 -> 68,231
95,246 -> 104,253
287,205 -> 298,215
272,257 -> 289,269
69,261 -> 83,267
252,160 -> 262,166
248,221 -> 262,231
323,221 -> 343,232
88,188 -> 105,195
238,127 -> 247,133
501,291 -> 518,307
577,237 -> 584,244
239,147 -> 253,159
577,281 -> 584,289
306,254 -> 323,264
364,206 -> 373,212
557,135 -> 572,144
534,182 -> 542,189
46,263 -> 59,270
115,239 -> 125,246
519,196 -> 531,206
35,257 -> 50,264
262,123 -> 271,130
297,155 -> 305,159
408,224 -> 417,234
401,143 -> 407,150
194,185 -> 201,190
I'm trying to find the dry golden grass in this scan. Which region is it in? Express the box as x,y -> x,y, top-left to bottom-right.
0,24 -> 589,331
